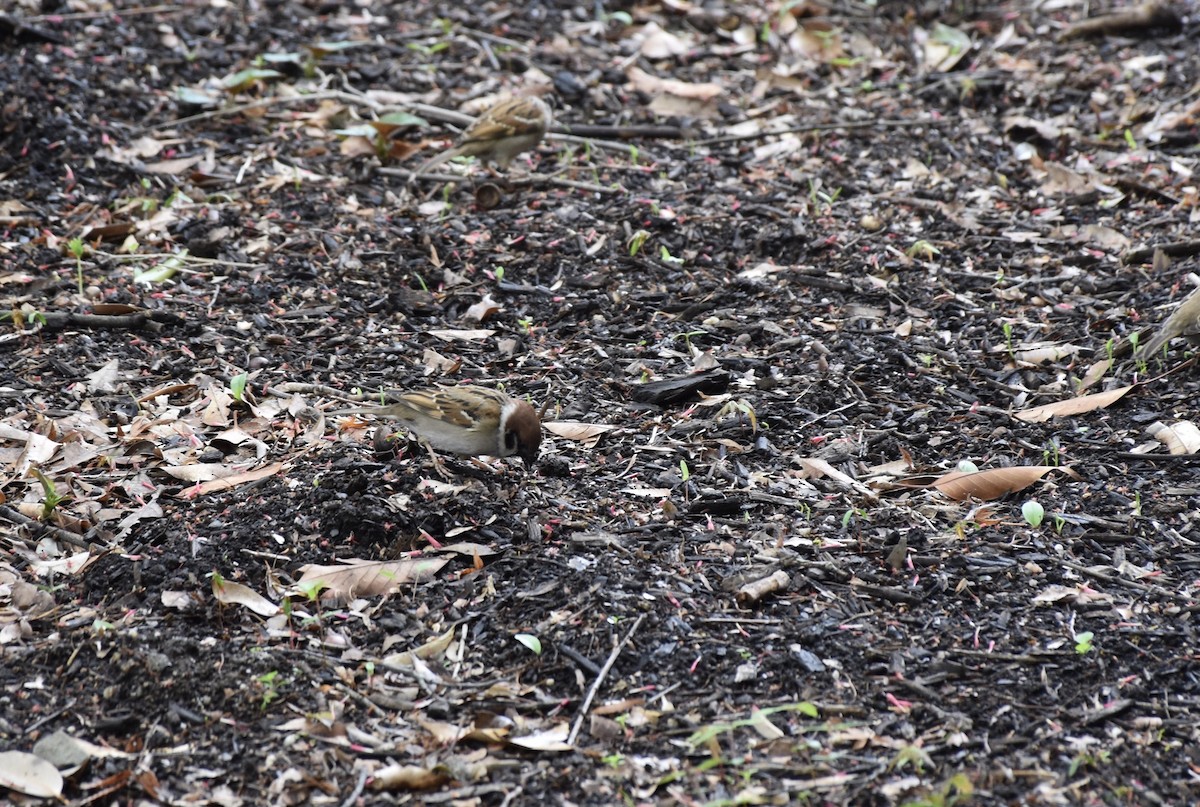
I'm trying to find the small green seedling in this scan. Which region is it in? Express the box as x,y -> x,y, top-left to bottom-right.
628,229 -> 650,256
1021,500 -> 1045,528
229,372 -> 249,403
67,236 -> 86,296
31,469 -> 68,520
906,240 -> 940,260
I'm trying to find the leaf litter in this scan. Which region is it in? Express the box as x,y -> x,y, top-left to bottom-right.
1,1 -> 1199,805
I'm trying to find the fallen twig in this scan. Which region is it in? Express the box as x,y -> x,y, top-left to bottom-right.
0,505 -> 92,550
568,614 -> 645,746
1060,0 -> 1180,40
0,310 -> 183,350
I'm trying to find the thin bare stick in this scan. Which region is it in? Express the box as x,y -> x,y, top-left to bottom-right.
567,614 -> 645,746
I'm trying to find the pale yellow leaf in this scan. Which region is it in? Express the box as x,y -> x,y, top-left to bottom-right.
427,329 -> 495,342
0,750 -> 64,798
212,576 -> 280,617
296,556 -> 449,598
543,420 -> 617,446
507,723 -> 573,752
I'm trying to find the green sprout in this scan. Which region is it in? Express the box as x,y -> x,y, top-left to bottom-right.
1074,631 -> 1094,654
628,229 -> 650,256
515,633 -> 542,655
257,670 -> 282,708
229,372 -> 249,403
679,459 -> 690,482
1021,500 -> 1045,528
841,507 -> 866,530
31,469 -> 68,520
67,236 -> 86,296
906,240 -> 940,260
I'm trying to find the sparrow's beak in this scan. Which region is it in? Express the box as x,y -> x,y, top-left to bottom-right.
519,446 -> 539,468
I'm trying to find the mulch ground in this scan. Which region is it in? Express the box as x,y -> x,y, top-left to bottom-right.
2,0 -> 1200,804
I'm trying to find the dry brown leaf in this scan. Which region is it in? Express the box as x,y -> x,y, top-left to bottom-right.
381,627 -> 458,671
212,576 -> 280,617
0,750 -> 64,798
418,719 -> 469,744
1015,385 -> 1133,423
21,551 -> 95,578
465,295 -> 502,323
14,432 -> 59,477
543,420 -> 617,447
1031,584 -> 1113,606
176,462 -> 287,498
339,135 -> 378,158
370,763 -> 450,792
200,382 -> 234,427
427,329 -> 495,342
438,542 -> 499,558
1077,357 -> 1113,393
86,359 -> 121,393
1011,343 -> 1082,365
626,66 -> 722,101
421,348 -> 460,375
161,590 -> 201,610
932,466 -> 1078,501
145,155 -> 203,175
295,556 -> 449,597
634,21 -> 691,59
507,723 -> 573,752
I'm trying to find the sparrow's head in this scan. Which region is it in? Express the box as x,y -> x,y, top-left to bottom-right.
502,399 -> 543,466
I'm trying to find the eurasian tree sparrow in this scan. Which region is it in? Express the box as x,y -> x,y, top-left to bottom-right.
333,385 -> 542,466
1137,281 -> 1200,359
408,94 -> 552,181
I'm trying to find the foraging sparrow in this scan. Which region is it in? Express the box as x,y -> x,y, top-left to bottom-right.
1137,281 -> 1200,359
334,385 -> 542,466
409,94 -> 552,181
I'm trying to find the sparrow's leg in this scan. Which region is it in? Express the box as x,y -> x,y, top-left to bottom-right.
419,440 -> 454,481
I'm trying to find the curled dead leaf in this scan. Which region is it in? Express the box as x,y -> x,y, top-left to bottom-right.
1146,420 -> 1200,455
465,295 -> 502,323
543,420 -> 617,447
931,465 -> 1080,502
295,556 -> 449,598
1015,385 -> 1133,423
211,575 -> 280,617
370,763 -> 450,792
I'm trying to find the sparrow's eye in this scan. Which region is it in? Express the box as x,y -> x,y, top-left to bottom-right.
504,430 -> 518,451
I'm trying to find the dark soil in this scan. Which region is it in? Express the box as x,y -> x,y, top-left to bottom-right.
2,1 -> 1200,804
